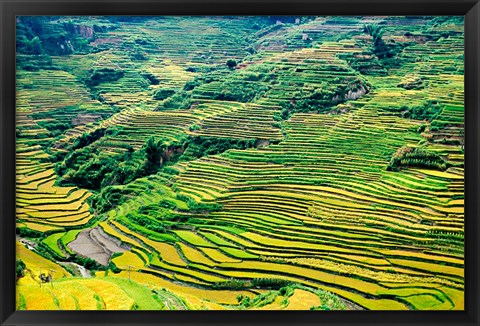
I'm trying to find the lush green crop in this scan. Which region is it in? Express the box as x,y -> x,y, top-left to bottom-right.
16,15 -> 464,311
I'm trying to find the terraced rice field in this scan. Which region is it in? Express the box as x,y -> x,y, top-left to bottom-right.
16,16 -> 464,310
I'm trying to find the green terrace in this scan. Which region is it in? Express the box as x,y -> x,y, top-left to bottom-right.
15,16 -> 464,311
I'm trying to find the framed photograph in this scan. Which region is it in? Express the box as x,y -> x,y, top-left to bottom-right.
1,0 -> 479,325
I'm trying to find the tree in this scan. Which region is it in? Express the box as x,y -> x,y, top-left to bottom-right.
16,259 -> 26,282
145,137 -> 164,167
226,59 -> 237,69
363,24 -> 384,43
363,24 -> 392,59
153,88 -> 176,101
125,145 -> 134,159
24,36 -> 43,55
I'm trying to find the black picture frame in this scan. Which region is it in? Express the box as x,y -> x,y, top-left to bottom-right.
1,1 -> 479,325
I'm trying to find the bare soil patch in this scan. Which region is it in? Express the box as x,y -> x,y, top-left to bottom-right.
67,227 -> 129,265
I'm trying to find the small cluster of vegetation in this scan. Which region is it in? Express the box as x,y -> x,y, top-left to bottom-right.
385,101 -> 443,122
16,54 -> 55,71
16,227 -> 45,239
153,88 -> 177,101
212,81 -> 269,102
362,24 -> 416,70
235,283 -> 346,310
90,164 -> 184,215
279,78 -> 368,118
83,68 -> 125,87
181,136 -> 257,160
90,185 -> 139,214
69,254 -> 105,271
16,259 -> 27,282
387,146 -> 450,171
175,194 -> 223,213
125,212 -> 167,233
142,73 -> 160,85
397,75 -> 425,90
144,136 -> 185,171
226,59 -> 237,69
37,120 -> 73,137
128,44 -> 148,61
363,24 -> 403,60
213,278 -> 291,290
56,146 -> 143,190
56,133 -> 185,191
401,101 -> 443,121
72,128 -> 108,150
156,91 -> 193,110
16,17 -> 94,56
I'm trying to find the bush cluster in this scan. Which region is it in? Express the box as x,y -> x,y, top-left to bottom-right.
209,81 -> 269,103
213,278 -> 291,290
56,146 -> 145,190
279,78 -> 368,117
181,136 -> 257,160
401,101 -> 442,121
17,17 -> 98,56
159,91 -> 193,110
153,88 -> 176,101
90,185 -> 138,214
363,24 -> 404,60
16,259 -> 27,280
387,146 -> 449,172
16,227 -> 44,238
126,212 -> 167,233
84,68 -> 125,87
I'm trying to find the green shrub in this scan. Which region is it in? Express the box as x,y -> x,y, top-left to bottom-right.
37,120 -> 73,137
279,77 -> 368,116
69,254 -> 103,271
58,146 -> 146,190
383,101 -> 443,122
226,59 -> 237,68
90,186 -> 134,214
181,136 -> 257,160
145,136 -> 165,169
186,201 -> 223,213
16,259 -> 26,280
16,54 -> 54,71
16,227 -> 44,238
402,101 -> 442,121
84,68 -> 125,87
153,88 -> 176,100
72,128 -> 107,150
209,81 -> 269,103
213,278 -> 250,290
142,73 -> 160,85
387,146 -> 449,171
20,36 -> 43,54
183,80 -> 200,91
251,278 -> 291,289
236,294 -> 244,303
189,124 -> 200,132
126,212 -> 166,233
363,24 -> 402,60
160,91 -> 192,110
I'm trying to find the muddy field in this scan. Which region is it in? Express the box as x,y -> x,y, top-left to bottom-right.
67,227 -> 129,266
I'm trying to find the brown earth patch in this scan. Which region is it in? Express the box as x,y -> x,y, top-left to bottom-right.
67,227 -> 129,266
